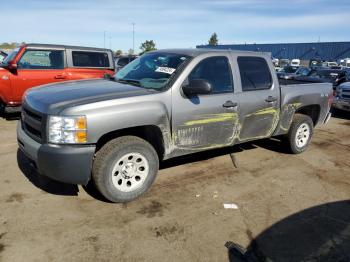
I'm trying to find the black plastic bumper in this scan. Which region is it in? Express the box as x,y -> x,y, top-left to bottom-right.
17,122 -> 95,185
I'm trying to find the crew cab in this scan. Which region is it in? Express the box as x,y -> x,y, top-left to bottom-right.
17,49 -> 333,202
0,44 -> 114,113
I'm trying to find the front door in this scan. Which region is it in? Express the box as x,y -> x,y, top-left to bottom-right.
11,49 -> 67,102
235,56 -> 280,142
171,55 -> 239,154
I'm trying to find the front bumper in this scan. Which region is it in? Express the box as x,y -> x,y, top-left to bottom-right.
332,98 -> 350,112
17,121 -> 96,185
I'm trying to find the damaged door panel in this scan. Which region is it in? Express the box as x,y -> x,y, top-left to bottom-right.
172,55 -> 239,153
235,56 -> 280,141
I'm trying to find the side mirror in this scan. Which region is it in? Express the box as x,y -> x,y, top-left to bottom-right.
9,63 -> 17,70
182,79 -> 212,96
1,62 -> 17,71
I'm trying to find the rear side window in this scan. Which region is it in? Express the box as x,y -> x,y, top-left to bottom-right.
18,50 -> 64,69
188,56 -> 234,93
72,51 -> 110,68
238,57 -> 272,91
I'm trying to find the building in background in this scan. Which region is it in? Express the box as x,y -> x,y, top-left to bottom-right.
197,41 -> 350,67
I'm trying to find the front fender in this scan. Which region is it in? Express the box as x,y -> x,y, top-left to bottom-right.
60,94 -> 173,156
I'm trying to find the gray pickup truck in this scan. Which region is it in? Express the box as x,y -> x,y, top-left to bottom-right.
17,49 -> 332,202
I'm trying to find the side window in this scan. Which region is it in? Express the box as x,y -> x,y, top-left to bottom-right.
188,56 -> 234,93
72,51 -> 110,67
117,57 -> 129,67
18,50 -> 64,69
237,57 -> 272,91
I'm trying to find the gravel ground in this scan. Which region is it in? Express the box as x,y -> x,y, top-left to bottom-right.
0,112 -> 349,262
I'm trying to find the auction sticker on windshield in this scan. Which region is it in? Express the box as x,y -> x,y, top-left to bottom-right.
155,67 -> 176,75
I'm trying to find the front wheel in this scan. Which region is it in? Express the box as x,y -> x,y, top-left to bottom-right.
92,136 -> 159,203
286,114 -> 314,154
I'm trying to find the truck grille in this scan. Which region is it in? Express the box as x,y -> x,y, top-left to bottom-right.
21,105 -> 44,143
340,89 -> 350,100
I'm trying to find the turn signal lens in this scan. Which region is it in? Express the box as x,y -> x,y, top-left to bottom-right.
76,117 -> 87,130
76,131 -> 87,143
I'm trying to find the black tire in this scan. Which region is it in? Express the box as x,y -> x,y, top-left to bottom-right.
92,136 -> 159,203
287,114 -> 314,154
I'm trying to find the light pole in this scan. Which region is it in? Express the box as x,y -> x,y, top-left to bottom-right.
104,31 -> 106,48
132,22 -> 135,54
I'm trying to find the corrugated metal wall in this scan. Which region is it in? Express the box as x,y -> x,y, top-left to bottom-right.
197,42 -> 350,60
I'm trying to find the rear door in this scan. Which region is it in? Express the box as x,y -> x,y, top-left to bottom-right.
234,56 -> 280,142
67,50 -> 114,80
11,48 -> 67,102
171,55 -> 240,153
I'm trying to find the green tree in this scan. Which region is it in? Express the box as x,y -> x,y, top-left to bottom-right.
115,49 -> 123,56
208,33 -> 218,45
140,40 -> 157,55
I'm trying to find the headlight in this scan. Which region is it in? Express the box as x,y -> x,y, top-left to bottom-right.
48,116 -> 87,144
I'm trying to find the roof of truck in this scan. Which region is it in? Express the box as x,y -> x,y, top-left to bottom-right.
151,48 -> 271,57
24,43 -> 112,52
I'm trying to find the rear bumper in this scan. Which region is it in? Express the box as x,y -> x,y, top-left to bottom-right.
332,98 -> 350,112
17,121 -> 95,185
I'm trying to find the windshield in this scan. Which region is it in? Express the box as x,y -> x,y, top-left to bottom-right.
115,52 -> 190,90
2,48 -> 19,64
295,67 -> 311,76
283,66 -> 298,73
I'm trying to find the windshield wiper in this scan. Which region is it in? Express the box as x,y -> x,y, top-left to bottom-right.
115,79 -> 141,87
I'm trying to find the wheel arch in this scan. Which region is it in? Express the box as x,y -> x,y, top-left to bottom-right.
295,104 -> 321,126
96,125 -> 166,160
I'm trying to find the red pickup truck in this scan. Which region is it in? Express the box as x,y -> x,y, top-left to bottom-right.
0,44 -> 115,113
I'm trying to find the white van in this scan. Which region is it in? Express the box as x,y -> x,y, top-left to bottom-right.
340,58 -> 350,68
291,59 -> 300,67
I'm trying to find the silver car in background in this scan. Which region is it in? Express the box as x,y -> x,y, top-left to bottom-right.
333,82 -> 350,111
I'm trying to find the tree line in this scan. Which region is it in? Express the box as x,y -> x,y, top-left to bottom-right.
2,33 -> 218,55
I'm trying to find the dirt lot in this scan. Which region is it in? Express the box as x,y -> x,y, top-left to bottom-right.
0,112 -> 349,262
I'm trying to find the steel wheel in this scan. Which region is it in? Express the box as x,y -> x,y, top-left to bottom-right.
111,152 -> 150,192
295,123 -> 311,148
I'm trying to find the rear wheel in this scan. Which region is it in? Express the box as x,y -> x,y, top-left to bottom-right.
92,136 -> 159,203
286,114 -> 314,154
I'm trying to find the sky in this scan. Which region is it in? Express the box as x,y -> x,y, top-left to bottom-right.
2,0 -> 350,52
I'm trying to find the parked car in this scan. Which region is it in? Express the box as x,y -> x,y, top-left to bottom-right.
0,44 -> 115,113
0,50 -> 7,63
17,49 -> 332,202
279,59 -> 290,68
339,58 -> 350,68
322,61 -> 338,68
333,82 -> 350,112
290,68 -> 350,89
277,66 -> 310,80
115,55 -> 138,72
290,59 -> 300,67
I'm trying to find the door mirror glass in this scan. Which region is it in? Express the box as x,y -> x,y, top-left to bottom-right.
182,79 -> 212,96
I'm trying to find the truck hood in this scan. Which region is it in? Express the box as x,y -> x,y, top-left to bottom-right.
25,79 -> 156,114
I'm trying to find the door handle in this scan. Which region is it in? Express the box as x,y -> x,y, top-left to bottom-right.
265,96 -> 277,103
54,75 -> 67,79
223,100 -> 238,108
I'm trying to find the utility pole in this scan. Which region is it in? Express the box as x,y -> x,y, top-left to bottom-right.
104,31 -> 106,48
132,22 -> 135,54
